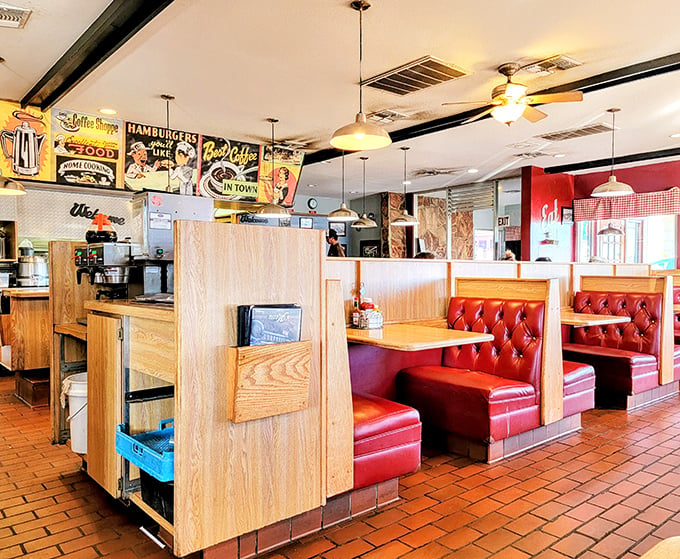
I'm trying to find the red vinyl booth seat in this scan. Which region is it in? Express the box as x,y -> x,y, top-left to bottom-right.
352,392 -> 421,490
563,360 -> 595,417
563,291 -> 662,397
398,298 -> 544,443
674,287 -> 680,345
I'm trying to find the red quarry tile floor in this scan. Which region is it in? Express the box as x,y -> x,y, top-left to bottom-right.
3,373 -> 680,558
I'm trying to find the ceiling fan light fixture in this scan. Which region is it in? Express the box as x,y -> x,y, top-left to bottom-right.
0,177 -> 26,195
331,1 -> 391,152
491,102 -> 526,125
591,108 -> 635,198
502,82 -> 528,101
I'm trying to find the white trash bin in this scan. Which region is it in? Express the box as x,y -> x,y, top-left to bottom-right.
62,373 -> 88,454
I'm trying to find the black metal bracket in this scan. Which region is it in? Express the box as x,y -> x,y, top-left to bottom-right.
125,386 -> 174,404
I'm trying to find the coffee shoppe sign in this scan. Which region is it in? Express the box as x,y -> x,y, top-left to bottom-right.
0,100 -> 304,206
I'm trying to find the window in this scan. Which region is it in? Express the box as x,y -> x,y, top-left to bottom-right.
577,215 -> 676,267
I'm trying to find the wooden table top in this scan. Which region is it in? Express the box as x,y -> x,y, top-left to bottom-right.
674,304 -> 680,313
561,311 -> 632,327
54,323 -> 87,341
84,300 -> 174,322
346,323 -> 494,352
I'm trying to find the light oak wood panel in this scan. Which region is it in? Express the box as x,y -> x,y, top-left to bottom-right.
174,222 -> 324,556
129,493 -> 174,535
86,313 -> 122,497
84,300 -> 174,322
519,262 -> 572,307
49,241 -> 98,326
451,260 -> 519,280
3,288 -> 49,297
571,263 -> 615,294
561,311 -> 631,327
454,277 -> 563,424
324,280 -> 353,497
54,323 -> 87,340
325,259 -> 359,325
580,275 -> 674,385
227,341 -> 312,423
360,259 -> 448,323
10,296 -> 50,371
614,264 -> 651,276
129,317 -> 175,384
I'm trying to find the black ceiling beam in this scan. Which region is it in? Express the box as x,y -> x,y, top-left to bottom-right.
305,52 -> 680,166
545,147 -> 680,174
21,0 -> 175,111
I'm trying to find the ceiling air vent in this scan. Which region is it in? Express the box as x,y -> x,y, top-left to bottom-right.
0,4 -> 31,28
367,109 -> 410,124
522,54 -> 582,74
536,122 -> 614,142
365,56 -> 467,96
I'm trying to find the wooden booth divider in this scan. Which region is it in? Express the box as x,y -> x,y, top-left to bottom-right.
579,275 -> 674,386
454,277 -> 563,425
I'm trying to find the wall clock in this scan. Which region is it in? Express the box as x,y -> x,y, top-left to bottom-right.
307,198 -> 318,210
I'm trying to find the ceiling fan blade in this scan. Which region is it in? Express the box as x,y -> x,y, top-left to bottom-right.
442,101 -> 487,106
462,107 -> 495,124
525,91 -> 583,104
522,105 -> 548,123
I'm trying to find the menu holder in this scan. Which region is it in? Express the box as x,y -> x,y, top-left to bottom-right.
227,340 -> 312,423
237,304 -> 302,346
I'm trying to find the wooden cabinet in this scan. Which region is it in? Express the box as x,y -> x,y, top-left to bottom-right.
1,289 -> 50,371
86,313 -> 122,497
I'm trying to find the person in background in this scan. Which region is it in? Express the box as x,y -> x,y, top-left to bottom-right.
415,251 -> 436,259
326,229 -> 345,257
502,249 -> 516,261
535,256 -> 552,262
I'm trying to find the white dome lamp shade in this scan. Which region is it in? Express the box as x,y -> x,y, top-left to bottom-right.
253,118 -> 290,219
391,146 -> 418,226
352,156 -> 377,229
591,108 -> 634,197
330,1 -> 391,152
328,152 -> 359,222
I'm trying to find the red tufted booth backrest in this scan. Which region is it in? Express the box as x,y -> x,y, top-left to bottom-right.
442,297 -> 545,400
674,287 -> 680,338
572,291 -> 662,358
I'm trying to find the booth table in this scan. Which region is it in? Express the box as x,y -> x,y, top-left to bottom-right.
560,311 -> 632,328
346,323 -> 494,351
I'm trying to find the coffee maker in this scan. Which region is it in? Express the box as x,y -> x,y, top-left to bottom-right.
75,191 -> 214,302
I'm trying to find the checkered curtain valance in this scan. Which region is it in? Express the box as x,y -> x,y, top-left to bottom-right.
573,187 -> 680,222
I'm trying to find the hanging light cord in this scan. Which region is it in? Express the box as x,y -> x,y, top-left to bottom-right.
358,2 -> 364,114
361,156 -> 367,215
165,97 -> 171,190
610,110 -> 616,177
341,151 -> 346,204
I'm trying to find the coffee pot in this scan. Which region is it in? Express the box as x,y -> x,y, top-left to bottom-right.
1,121 -> 46,176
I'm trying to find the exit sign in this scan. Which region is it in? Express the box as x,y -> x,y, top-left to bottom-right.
497,215 -> 510,228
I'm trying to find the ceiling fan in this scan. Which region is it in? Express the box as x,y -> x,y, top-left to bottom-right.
443,62 -> 583,125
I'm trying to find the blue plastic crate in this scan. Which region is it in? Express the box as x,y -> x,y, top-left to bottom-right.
115,419 -> 174,482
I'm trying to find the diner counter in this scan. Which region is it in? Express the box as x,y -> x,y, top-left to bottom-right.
84,299 -> 174,322
2,288 -> 50,298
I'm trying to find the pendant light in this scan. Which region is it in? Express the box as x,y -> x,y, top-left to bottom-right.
391,146 -> 418,226
330,1 -> 391,152
591,108 -> 634,197
597,222 -> 624,236
328,152 -> 359,221
352,156 -> 377,229
0,176 -> 26,195
161,94 -> 174,191
254,118 -> 289,219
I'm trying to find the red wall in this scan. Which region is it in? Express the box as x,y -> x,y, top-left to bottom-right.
573,160 -> 680,198
521,167 -> 575,262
